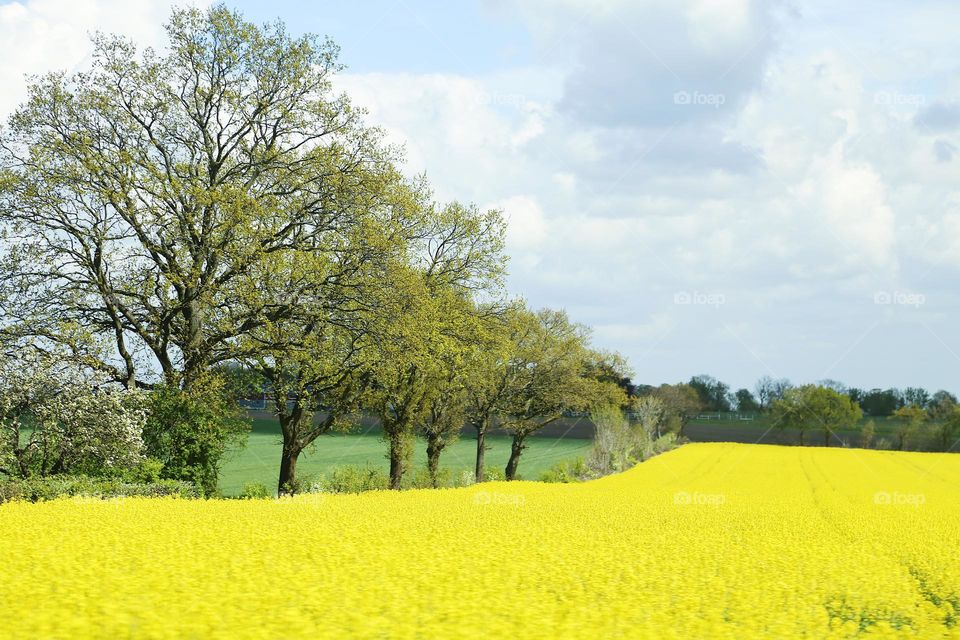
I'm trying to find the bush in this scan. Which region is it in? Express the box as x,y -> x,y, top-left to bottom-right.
860,420 -> 876,448
483,466 -> 506,482
0,351 -> 147,479
120,458 -> 166,484
409,466 -> 451,489
314,465 -> 389,494
640,433 -> 678,461
539,458 -> 588,483
0,475 -> 199,503
142,374 -> 249,497
586,404 -> 677,479
240,482 -> 272,499
588,404 -> 638,475
456,469 -> 476,486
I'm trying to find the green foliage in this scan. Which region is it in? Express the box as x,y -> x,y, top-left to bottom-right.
861,420 -> 876,448
586,405 -> 678,478
239,482 -> 272,500
648,383 -> 703,436
539,458 -> 588,483
772,385 -> 863,446
410,466 -> 452,489
929,391 -> 958,421
142,376 -> 249,496
481,466 -> 506,483
857,389 -> 902,417
689,375 -> 732,411
501,308 -> 598,437
891,404 -> 928,451
755,375 -> 793,410
315,465 -> 389,494
734,388 -> 761,412
932,407 -> 960,452
0,475 -> 199,503
120,458 -> 165,484
663,413 -> 683,436
588,404 -> 638,475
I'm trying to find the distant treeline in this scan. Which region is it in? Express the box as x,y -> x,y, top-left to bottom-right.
624,374 -> 957,419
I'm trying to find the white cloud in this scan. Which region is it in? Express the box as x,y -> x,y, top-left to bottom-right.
0,0 -> 205,118
337,1 -> 960,389
493,194 -> 548,252
2,0 -> 958,390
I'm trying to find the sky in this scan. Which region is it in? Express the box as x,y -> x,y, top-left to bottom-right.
1,0 -> 959,393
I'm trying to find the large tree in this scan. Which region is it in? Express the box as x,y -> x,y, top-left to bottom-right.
929,390 -> 958,421
365,203 -> 506,489
650,383 -> 702,438
233,194 -> 416,494
689,374 -> 732,412
0,5 -> 404,390
499,308 -> 624,481
754,375 -> 792,410
734,388 -> 760,413
891,404 -> 927,451
416,361 -> 469,489
772,385 -> 862,446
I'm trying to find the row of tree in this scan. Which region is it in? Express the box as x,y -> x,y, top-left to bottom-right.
0,6 -> 626,495
626,375 -> 960,451
632,374 -> 959,419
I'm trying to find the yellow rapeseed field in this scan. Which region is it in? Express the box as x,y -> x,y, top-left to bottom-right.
2,443 -> 960,638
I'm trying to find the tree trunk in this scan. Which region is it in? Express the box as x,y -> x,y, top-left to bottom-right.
474,419 -> 487,482
278,444 -> 301,495
426,436 -> 442,488
505,434 -> 526,481
824,430 -> 830,447
389,431 -> 407,490
798,430 -> 804,446
276,397 -> 308,496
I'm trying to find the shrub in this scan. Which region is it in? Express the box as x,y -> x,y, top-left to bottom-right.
410,466 -> 451,489
314,465 -> 389,494
0,475 -> 199,503
640,433 -> 678,461
539,458 -> 588,483
0,351 -> 146,479
456,469 -> 476,487
482,466 -> 506,482
586,404 -> 678,478
860,420 -> 876,448
120,458 -> 166,484
588,404 -> 638,475
240,482 -> 272,499
142,374 -> 249,497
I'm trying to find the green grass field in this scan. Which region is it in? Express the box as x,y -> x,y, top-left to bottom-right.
218,418 -> 592,495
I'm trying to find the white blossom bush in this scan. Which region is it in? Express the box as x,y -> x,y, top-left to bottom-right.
0,351 -> 146,478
